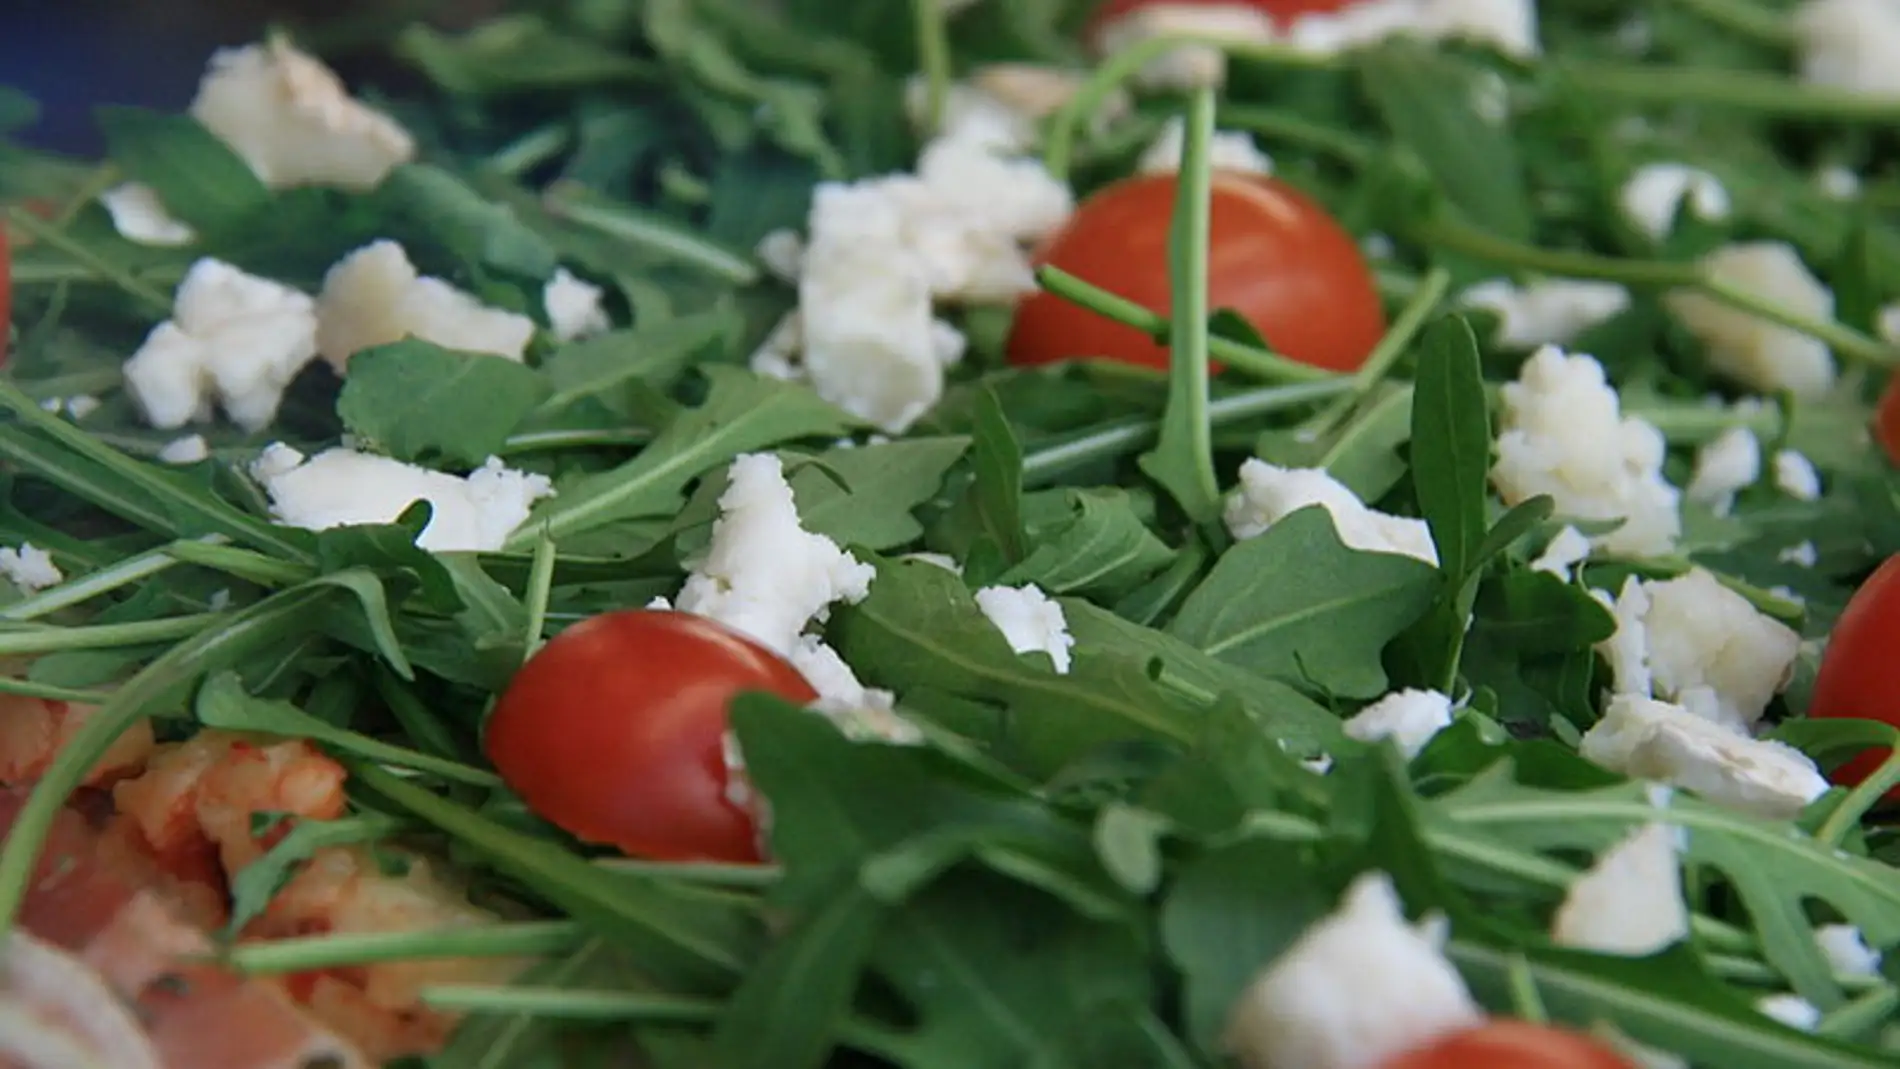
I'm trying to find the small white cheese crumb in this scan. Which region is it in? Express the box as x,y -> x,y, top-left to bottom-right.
1580,695 -> 1829,821
1756,994 -> 1822,1032
1618,163 -> 1731,242
0,544 -> 63,592
1665,243 -> 1838,398
903,552 -> 964,575
1817,165 -> 1862,200
1223,871 -> 1483,1069
906,64 -> 1122,149
63,395 -> 100,421
1491,346 -> 1681,558
157,434 -> 210,464
98,183 -> 197,246
1342,689 -> 1454,760
1685,427 -> 1762,515
1414,0 -> 1541,57
1551,822 -> 1688,956
542,268 -> 609,342
1793,0 -> 1900,100
316,240 -> 536,371
37,397 -> 61,414
1225,459 -> 1439,565
1093,4 -> 1278,91
189,37 -> 415,190
251,444 -> 554,552
754,229 -> 805,284
1773,449 -> 1823,501
1779,541 -> 1819,568
1530,524 -> 1593,581
974,584 -> 1074,674
1815,924 -> 1883,977
122,257 -> 320,432
1137,115 -> 1273,176
1458,278 -> 1630,351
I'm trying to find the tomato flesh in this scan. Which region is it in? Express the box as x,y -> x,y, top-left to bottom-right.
1875,373 -> 1900,467
1007,171 -> 1384,374
1376,1021 -> 1639,1069
483,610 -> 818,863
1808,554 -> 1900,804
1089,0 -> 1359,35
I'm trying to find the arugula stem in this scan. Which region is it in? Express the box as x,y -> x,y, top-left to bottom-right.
1624,399 -> 1783,445
0,613 -> 222,656
4,207 -> 172,312
1409,217 -> 1701,288
1214,103 -> 1379,165
1701,277 -> 1895,369
499,428 -> 653,454
52,165 -> 124,227
0,539 -> 208,621
485,125 -> 572,179
1817,984 -> 1900,1041
1034,265 -> 1336,383
230,920 -> 584,974
910,0 -> 953,135
1309,266 -> 1451,434
592,858 -> 785,887
1706,953 -> 1887,992
541,184 -> 760,285
1505,952 -> 1551,1024
1814,747 -> 1900,848
0,678 -> 112,703
1556,61 -> 1900,124
521,530 -> 557,661
163,540 -> 315,587
1675,0 -> 1797,46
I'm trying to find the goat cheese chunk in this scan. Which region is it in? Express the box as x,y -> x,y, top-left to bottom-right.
1530,524 -> 1593,581
1551,823 -> 1688,956
1223,871 -> 1482,1069
1137,115 -> 1273,175
1093,3 -> 1277,90
1816,924 -> 1883,977
1579,696 -> 1828,821
1684,427 -> 1762,515
974,584 -> 1075,675
251,444 -> 553,552
98,183 -> 197,246
1756,995 -> 1823,1032
122,258 -> 320,432
542,269 -> 609,342
1413,0 -> 1541,57
1793,0 -> 1900,99
0,544 -> 62,593
1492,346 -> 1681,557
1342,689 -> 1454,760
1458,278 -> 1630,351
1665,243 -> 1838,398
1225,460 -> 1439,565
1773,449 -> 1823,501
1618,163 -> 1730,241
1593,571 -> 1800,731
316,241 -> 536,371
190,37 -> 414,191
157,434 -> 211,465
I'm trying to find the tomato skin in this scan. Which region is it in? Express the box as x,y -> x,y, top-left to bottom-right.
1376,1022 -> 1639,1069
1006,172 -> 1385,374
483,610 -> 818,863
1875,373 -> 1900,467
1089,0 -> 1358,34
1808,554 -> 1900,804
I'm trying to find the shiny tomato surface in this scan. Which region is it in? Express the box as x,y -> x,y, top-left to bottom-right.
1089,0 -> 1360,34
1808,554 -> 1900,804
483,610 -> 818,863
1376,1022 -> 1639,1069
1006,172 -> 1385,374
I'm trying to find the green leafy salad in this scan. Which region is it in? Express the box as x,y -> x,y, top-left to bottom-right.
1,1 -> 1900,1067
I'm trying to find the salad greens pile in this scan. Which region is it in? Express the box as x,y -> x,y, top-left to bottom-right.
2,0 -> 1900,1067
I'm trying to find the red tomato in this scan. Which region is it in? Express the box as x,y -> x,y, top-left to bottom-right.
1006,172 -> 1385,374
1874,373 -> 1900,466
482,610 -> 818,863
1807,554 -> 1900,804
1088,0 -> 1358,35
1376,1022 -> 1638,1069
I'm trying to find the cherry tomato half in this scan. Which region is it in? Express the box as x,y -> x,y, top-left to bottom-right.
1874,373 -> 1900,467
483,610 -> 818,863
1006,172 -> 1385,374
1088,0 -> 1359,35
1807,554 -> 1900,804
1376,1022 -> 1639,1069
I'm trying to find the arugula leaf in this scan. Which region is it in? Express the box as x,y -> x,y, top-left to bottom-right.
960,387 -> 1027,584
707,886 -> 888,1069
538,315 -> 726,418
394,15 -> 657,95
998,488 -> 1173,599
312,505 -> 464,615
1256,384 -> 1414,502
791,438 -> 969,550
378,163 -> 560,278
95,106 -> 270,232
224,815 -> 403,935
1167,507 -> 1441,698
337,342 -> 550,467
1410,316 -> 1492,581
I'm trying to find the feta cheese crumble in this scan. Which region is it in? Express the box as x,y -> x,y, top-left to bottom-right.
1137,116 -> 1273,175
157,434 -> 211,465
1530,524 -> 1592,581
542,268 -> 610,342
1093,3 -> 1277,90
973,584 -> 1075,675
1756,994 -> 1822,1031
1618,163 -> 1730,242
1225,460 -> 1439,565
1665,243 -> 1838,398
1793,0 -> 1900,100
315,241 -> 537,370
251,444 -> 554,552
0,544 -> 63,593
1779,541 -> 1819,568
190,37 -> 416,190
1551,823 -> 1688,956
122,258 -> 321,432
1815,924 -> 1883,977
906,64 -> 1120,148
98,183 -> 197,247
1457,278 -> 1631,350
1579,695 -> 1829,821
1342,689 -> 1454,760
1491,346 -> 1681,557
1684,427 -> 1761,515
1223,871 -> 1482,1069
1773,449 -> 1822,501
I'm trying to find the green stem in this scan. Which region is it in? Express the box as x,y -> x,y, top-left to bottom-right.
1625,398 -> 1783,445
521,530 -> 557,661
1706,953 -> 1887,992
1,540 -> 205,621
541,184 -> 760,285
485,125 -> 571,180
1816,747 -> 1900,848
0,678 -> 112,703
1557,61 -> 1900,124
1701,277 -> 1895,369
1410,216 -> 1700,288
5,207 -> 172,313
1214,103 -> 1378,165
230,921 -> 584,974
53,165 -> 124,228
0,613 -> 222,656
911,0 -> 952,136
1309,267 -> 1452,434
1675,0 -> 1797,46
163,540 -> 315,587
498,428 -> 652,454
1035,265 -> 1336,383
1151,86 -> 1223,522
592,858 -> 785,887
1506,952 -> 1551,1024
1817,984 -> 1900,1041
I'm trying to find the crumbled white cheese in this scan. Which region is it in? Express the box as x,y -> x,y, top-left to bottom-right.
315,240 -> 536,370
1779,541 -> 1819,568
157,434 -> 210,465
1579,695 -> 1829,821
1531,524 -> 1593,581
1283,0 -> 1423,54
1551,822 -> 1687,956
1413,0 -> 1540,57
1793,0 -> 1900,99
1491,346 -> 1681,557
1817,165 -> 1863,200
755,229 -> 805,284
190,38 -> 414,190
1665,243 -> 1838,398
1137,116 -> 1273,175
791,637 -> 921,745
974,584 -> 1075,674
1594,570 -> 1800,731
904,552 -> 964,575
122,257 -> 320,432
1223,871 -> 1482,1069
1773,449 -> 1822,501
1685,427 -> 1761,515
251,444 -> 554,552
1342,689 -> 1453,760
98,183 -> 196,246
542,268 -> 609,342
1093,3 -> 1277,90
1619,163 -> 1731,242
1458,278 -> 1630,350
1815,924 -> 1883,977
63,395 -> 100,421
1756,994 -> 1822,1032
0,544 -> 62,593
1226,459 -> 1439,565
906,64 -> 1120,149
